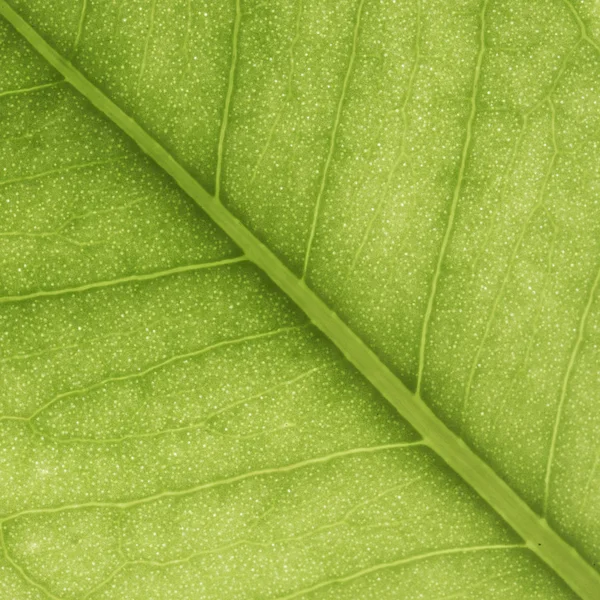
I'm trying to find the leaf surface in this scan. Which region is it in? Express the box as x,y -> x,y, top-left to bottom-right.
0,0 -> 599,598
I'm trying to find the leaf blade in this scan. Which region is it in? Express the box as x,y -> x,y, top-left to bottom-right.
0,2 -> 597,597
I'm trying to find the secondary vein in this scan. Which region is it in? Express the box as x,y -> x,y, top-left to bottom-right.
302,0 -> 365,280
275,544 -> 524,600
136,0 -> 156,94
215,0 -> 242,200
416,0 -> 488,397
543,262 -> 600,515
0,256 -> 247,304
0,442 -> 422,522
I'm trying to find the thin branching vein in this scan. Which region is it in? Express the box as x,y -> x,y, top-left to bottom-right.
0,442 -> 423,522
303,0 -> 365,279
215,0 -> 242,199
275,544 -> 524,600
416,0 -> 488,397
0,256 -> 247,304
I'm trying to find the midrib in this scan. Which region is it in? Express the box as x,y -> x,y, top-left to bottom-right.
0,2 -> 598,598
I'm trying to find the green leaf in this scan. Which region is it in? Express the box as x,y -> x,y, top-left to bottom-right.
0,0 -> 599,599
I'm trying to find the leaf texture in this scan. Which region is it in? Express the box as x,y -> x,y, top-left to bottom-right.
0,0 -> 599,598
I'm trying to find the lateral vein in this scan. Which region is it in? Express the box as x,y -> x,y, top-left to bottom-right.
215,0 -> 242,200
0,155 -> 128,188
22,323 -> 307,423
0,80 -> 63,98
0,256 -> 247,304
462,100 -> 558,432
543,262 -> 600,514
136,0 -> 156,94
416,0 -> 488,396
73,0 -> 87,52
275,544 -> 524,600
0,442 -> 422,522
302,0 -> 365,279
350,0 -> 421,273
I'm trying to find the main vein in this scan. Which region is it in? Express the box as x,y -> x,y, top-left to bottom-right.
0,3 -> 598,598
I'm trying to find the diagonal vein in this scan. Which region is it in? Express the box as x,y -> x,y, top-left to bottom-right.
0,3 -> 599,597
0,155 -> 128,187
561,0 -> 600,55
350,0 -> 421,273
249,0 -> 303,186
136,0 -> 156,94
580,450 -> 600,512
215,0 -> 242,199
73,0 -> 87,52
275,544 -> 524,600
0,527 -> 65,600
416,0 -> 488,397
0,256 -> 247,304
0,442 -> 422,522
461,99 -> 559,433
543,262 -> 600,515
302,0 -> 365,279
23,324 -> 307,423
0,79 -> 63,98
27,364 -> 325,444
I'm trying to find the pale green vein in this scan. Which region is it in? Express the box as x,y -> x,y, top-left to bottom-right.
302,0 -> 365,279
83,477 -> 424,598
0,196 -> 143,247
342,117 -> 391,278
275,544 -> 525,600
182,0 -> 192,62
0,442 -> 422,522
468,22 -> 577,274
143,478 -> 422,561
0,80 -> 63,98
113,0 -> 124,37
31,364 -> 325,444
249,0 -> 303,186
470,37 -> 581,273
461,99 -> 558,432
40,417 -> 291,445
2,3 -> 598,597
21,323 -> 306,423
0,155 -> 127,188
416,0 -> 488,396
469,113 -> 528,274
136,0 -> 156,94
215,0 -> 241,200
0,255 -> 247,304
0,314 -> 168,364
581,450 -> 600,513
0,195 -> 144,237
350,0 -> 421,272
73,0 -> 87,52
491,215 -> 558,435
1,527 -> 63,600
543,261 -> 600,515
0,115 -> 60,142
529,39 -> 582,116
561,0 -> 600,55
83,565 -> 123,599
